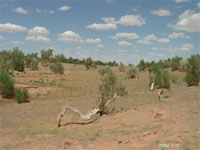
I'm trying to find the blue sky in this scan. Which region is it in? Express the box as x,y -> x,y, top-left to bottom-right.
0,0 -> 199,64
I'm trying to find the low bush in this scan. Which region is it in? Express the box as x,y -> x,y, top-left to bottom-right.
118,62 -> 126,72
31,58 -> 39,70
50,62 -> 64,74
11,47 -> 25,72
184,54 -> 200,86
0,70 -> 15,98
97,67 -> 127,114
148,64 -> 170,89
127,68 -> 138,79
14,88 -> 29,104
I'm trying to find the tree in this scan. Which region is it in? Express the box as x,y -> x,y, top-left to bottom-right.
184,54 -> 200,86
41,48 -> 53,66
171,56 -> 182,71
137,59 -> 146,71
11,47 -> 24,72
118,62 -> 125,72
84,57 -> 93,70
57,67 -> 127,127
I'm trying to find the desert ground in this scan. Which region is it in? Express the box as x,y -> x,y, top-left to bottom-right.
0,63 -> 199,150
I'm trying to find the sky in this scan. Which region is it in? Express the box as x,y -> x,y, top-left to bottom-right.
0,0 -> 199,65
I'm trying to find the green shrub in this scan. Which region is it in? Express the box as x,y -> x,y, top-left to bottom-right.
84,57 -> 93,70
14,88 -> 29,103
0,70 -> 15,98
184,73 -> 199,86
184,54 -> 200,86
11,47 -> 24,72
31,58 -> 39,70
25,55 -> 32,68
148,64 -> 170,89
97,67 -> 127,114
137,59 -> 146,71
171,56 -> 182,71
50,62 -> 64,74
127,68 -> 138,79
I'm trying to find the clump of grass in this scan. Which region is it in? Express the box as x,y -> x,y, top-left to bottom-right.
14,88 -> 29,104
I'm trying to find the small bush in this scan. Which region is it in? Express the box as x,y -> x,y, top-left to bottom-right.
118,62 -> 126,72
14,88 -> 29,103
171,56 -> 182,71
31,58 -> 39,70
127,68 -> 138,79
84,57 -> 93,70
11,47 -> 24,72
0,70 -> 15,98
97,67 -> 127,114
137,59 -> 146,71
25,55 -> 32,68
184,54 -> 200,86
50,62 -> 64,74
148,64 -> 170,89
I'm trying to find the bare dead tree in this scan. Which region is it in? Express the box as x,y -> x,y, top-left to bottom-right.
57,93 -> 119,127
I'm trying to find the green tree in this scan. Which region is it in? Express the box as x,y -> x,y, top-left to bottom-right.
137,59 -> 146,71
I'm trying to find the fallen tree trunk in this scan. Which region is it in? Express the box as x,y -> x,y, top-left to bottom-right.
57,93 -> 118,127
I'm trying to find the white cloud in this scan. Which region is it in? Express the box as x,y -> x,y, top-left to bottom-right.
36,8 -> 42,13
168,43 -> 194,52
13,7 -> 28,14
25,36 -> 51,43
144,34 -> 157,41
168,9 -> 200,32
152,47 -> 158,50
86,23 -> 117,30
0,23 -> 27,33
28,27 -> 49,36
132,8 -> 137,12
136,39 -> 152,45
168,32 -> 190,39
180,43 -> 194,51
36,8 -> 54,14
118,15 -> 145,26
115,49 -> 128,53
58,5 -> 71,11
107,36 -> 118,40
9,41 -> 24,44
58,30 -> 82,43
157,38 -> 170,44
96,44 -> 104,48
118,41 -> 132,46
197,2 -> 200,8
150,9 -> 171,16
149,52 -> 164,58
85,38 -> 101,44
75,46 -> 81,49
0,36 -> 4,40
174,0 -> 190,3
101,17 -> 116,24
116,32 -> 139,39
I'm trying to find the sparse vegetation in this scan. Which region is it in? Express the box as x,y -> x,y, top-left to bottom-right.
119,62 -> 126,72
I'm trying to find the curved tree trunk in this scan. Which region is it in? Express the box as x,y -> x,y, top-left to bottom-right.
57,93 -> 118,127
